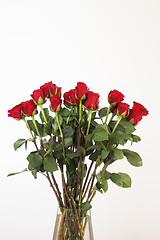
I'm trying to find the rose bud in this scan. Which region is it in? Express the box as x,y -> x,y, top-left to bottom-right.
64,89 -> 79,107
63,91 -> 70,107
69,89 -> 79,105
117,102 -> 130,117
50,96 -> 62,112
21,99 -> 37,117
83,91 -> 100,110
8,103 -> 24,120
108,89 -> 124,105
75,82 -> 88,100
31,89 -> 46,105
56,87 -> 62,96
40,81 -> 57,98
126,101 -> 149,125
110,105 -> 118,114
63,91 -> 70,106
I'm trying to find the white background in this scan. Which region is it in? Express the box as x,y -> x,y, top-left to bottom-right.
0,1 -> 159,239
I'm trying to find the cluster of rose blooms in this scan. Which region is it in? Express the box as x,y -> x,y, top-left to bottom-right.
8,81 -> 148,124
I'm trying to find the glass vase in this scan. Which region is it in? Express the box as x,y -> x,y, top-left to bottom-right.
53,207 -> 94,240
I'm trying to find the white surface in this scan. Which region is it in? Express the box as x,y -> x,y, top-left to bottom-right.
0,1 -> 159,239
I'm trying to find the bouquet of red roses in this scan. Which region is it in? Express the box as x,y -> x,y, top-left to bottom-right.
8,81 -> 148,239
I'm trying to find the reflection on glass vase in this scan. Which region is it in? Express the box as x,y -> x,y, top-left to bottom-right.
53,207 -> 94,240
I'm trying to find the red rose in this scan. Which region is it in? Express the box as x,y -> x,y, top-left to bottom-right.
108,89 -> 124,105
110,105 -> 117,114
56,87 -> 62,96
21,100 -> 37,116
75,82 -> 88,100
50,96 -> 61,112
64,89 -> 79,107
83,91 -> 100,110
117,102 -> 130,117
40,81 -> 57,98
126,101 -> 149,125
63,91 -> 70,106
8,103 -> 24,120
70,89 -> 79,105
31,89 -> 46,105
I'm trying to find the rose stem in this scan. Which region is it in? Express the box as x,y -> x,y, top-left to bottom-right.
82,160 -> 94,193
86,158 -> 104,201
104,105 -> 112,124
88,158 -> 111,203
59,162 -> 81,236
68,187 -> 83,238
51,172 -> 64,208
46,172 -> 63,208
86,109 -> 92,135
79,99 -> 82,122
23,119 -> 40,154
111,116 -> 122,134
39,104 -> 48,124
79,138 -> 87,206
31,116 -> 42,141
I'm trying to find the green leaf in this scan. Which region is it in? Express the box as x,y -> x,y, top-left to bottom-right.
89,150 -> 100,161
118,173 -> 132,188
43,155 -> 58,172
66,152 -> 82,159
86,144 -> 101,152
110,172 -> 131,188
80,202 -> 92,211
7,168 -> 28,177
92,128 -> 108,141
101,149 -> 109,159
119,119 -> 136,134
99,107 -> 108,118
109,130 -> 130,146
86,133 -> 93,142
123,149 -> 143,167
96,172 -> 108,192
101,179 -> 108,192
63,126 -> 74,138
61,108 -> 71,117
14,139 -> 26,151
130,134 -> 141,144
95,182 -> 103,193
27,152 -> 43,169
31,169 -> 37,179
103,171 -> 112,180
113,148 -> 124,160
64,137 -> 73,148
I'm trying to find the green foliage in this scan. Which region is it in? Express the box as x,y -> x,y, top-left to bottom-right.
80,202 -> 92,211
14,139 -> 27,151
101,149 -> 109,160
66,152 -> 82,159
7,168 -> 28,177
64,137 -> 73,148
123,149 -> 143,167
113,148 -> 124,160
119,119 -> 136,134
27,151 -> 43,170
92,125 -> 108,141
98,107 -> 108,118
43,155 -> 58,172
63,126 -> 74,137
110,172 -> 132,188
130,134 -> 141,144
